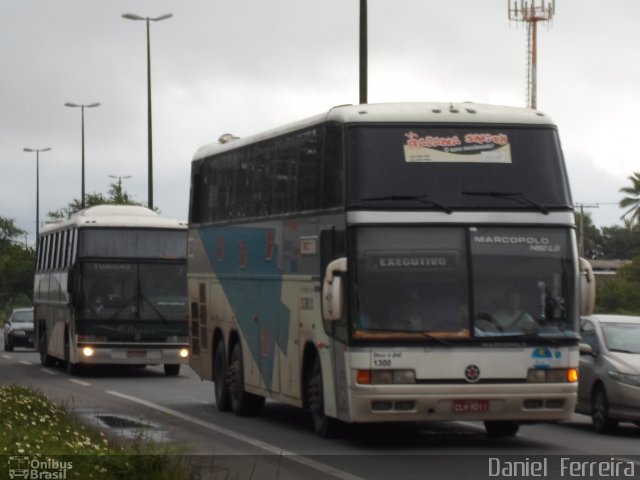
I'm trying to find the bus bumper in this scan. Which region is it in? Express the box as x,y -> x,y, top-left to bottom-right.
74,344 -> 190,365
348,382 -> 577,423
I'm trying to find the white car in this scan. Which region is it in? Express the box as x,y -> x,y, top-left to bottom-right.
577,315 -> 640,433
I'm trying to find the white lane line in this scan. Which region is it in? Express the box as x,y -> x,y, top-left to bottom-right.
106,390 -> 365,480
69,379 -> 91,387
1,355 -> 12,359
40,368 -> 59,376
19,360 -> 33,365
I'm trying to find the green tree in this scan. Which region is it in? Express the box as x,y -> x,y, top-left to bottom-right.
600,224 -> 640,259
0,217 -> 35,320
47,181 -> 148,221
619,172 -> 640,226
595,254 -> 640,314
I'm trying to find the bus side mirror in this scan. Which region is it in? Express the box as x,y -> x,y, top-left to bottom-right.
322,257 -> 347,321
579,258 -> 596,316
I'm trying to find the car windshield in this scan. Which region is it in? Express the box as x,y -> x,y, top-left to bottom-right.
12,311 -> 33,323
602,323 -> 640,354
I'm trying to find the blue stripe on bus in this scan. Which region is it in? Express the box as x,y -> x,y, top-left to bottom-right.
199,227 -> 290,392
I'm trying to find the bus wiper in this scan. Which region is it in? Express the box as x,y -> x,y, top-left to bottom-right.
140,294 -> 169,322
422,331 -> 453,346
497,331 -> 562,345
462,191 -> 549,214
361,194 -> 452,214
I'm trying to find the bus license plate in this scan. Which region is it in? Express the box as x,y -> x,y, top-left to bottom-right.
127,351 -> 147,358
453,399 -> 489,413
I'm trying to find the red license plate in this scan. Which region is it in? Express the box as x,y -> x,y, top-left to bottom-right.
453,399 -> 490,413
127,351 -> 147,358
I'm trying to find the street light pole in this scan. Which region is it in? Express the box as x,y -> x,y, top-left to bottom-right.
23,147 -> 51,247
122,12 -> 173,211
359,0 -> 368,104
65,102 -> 100,209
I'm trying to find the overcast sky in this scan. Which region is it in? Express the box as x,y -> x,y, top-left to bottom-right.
2,0 -> 638,244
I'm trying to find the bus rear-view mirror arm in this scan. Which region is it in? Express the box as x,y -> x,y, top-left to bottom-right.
322,257 -> 347,321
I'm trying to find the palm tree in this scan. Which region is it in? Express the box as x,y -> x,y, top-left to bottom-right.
619,172 -> 640,227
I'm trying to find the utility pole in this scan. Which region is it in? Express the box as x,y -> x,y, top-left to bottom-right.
508,0 -> 555,109
574,203 -> 599,257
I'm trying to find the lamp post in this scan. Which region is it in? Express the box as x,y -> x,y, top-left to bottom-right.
23,147 -> 51,246
64,102 -> 100,209
122,12 -> 173,211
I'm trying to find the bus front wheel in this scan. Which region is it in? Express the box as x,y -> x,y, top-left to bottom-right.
307,356 -> 343,438
227,342 -> 265,416
213,341 -> 231,411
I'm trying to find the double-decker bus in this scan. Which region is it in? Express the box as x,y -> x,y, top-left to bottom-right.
187,102 -> 595,436
34,205 -> 189,375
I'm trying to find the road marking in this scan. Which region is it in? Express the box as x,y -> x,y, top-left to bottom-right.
69,379 -> 91,387
106,390 -> 365,480
40,368 -> 59,376
1,355 -> 12,360
19,360 -> 33,365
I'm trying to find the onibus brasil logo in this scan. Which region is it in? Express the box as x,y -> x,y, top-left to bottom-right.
8,456 -> 72,479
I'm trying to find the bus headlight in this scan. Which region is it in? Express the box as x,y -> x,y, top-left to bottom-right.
179,348 -> 190,359
82,346 -> 95,358
527,368 -> 578,383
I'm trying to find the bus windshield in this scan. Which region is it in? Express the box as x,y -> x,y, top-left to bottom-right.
352,226 -> 578,339
347,126 -> 571,210
78,262 -> 187,321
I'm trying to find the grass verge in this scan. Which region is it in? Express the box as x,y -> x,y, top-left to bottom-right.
0,385 -> 190,479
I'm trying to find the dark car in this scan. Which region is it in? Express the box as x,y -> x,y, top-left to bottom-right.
577,315 -> 640,433
3,308 -> 34,351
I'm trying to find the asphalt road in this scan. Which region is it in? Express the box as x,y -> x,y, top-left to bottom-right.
1,338 -> 639,480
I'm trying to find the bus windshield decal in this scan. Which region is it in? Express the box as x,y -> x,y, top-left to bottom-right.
403,130 -> 512,164
368,252 -> 457,271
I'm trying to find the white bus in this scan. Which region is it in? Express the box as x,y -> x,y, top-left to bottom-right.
34,205 -> 189,375
187,102 -> 594,436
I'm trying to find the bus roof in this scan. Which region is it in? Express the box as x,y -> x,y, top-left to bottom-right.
193,102 -> 555,161
40,205 -> 187,235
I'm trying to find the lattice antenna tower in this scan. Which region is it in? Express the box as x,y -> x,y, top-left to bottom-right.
508,0 -> 555,109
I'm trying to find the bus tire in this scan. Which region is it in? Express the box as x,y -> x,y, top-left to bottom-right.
213,341 -> 231,412
484,420 -> 520,437
164,364 -> 181,376
307,356 -> 343,438
227,342 -> 265,416
39,328 -> 55,367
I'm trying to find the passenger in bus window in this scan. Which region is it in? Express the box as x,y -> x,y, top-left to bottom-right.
492,290 -> 538,332
391,291 -> 428,331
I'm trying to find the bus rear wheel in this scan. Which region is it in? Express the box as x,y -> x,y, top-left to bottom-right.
307,356 -> 343,438
213,341 -> 231,411
227,342 -> 264,416
484,420 -> 520,437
